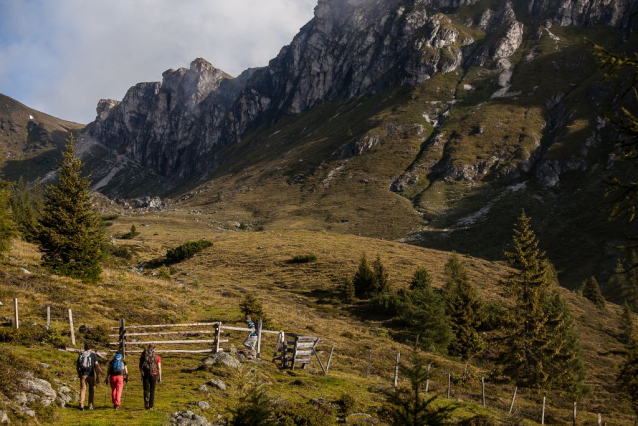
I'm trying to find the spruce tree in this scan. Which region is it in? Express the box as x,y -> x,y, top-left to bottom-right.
580,276 -> 606,309
501,211 -> 584,392
398,268 -> 452,353
372,254 -> 391,295
443,254 -> 484,360
341,277 -> 356,303
9,176 -> 41,243
382,345 -> 455,425
618,345 -> 638,417
37,135 -> 105,282
353,253 -> 376,299
410,267 -> 433,291
0,183 -> 17,253
230,368 -> 276,426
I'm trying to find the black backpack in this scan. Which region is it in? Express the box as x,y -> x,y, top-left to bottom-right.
141,348 -> 158,374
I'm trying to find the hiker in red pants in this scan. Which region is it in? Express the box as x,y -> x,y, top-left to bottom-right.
104,351 -> 128,410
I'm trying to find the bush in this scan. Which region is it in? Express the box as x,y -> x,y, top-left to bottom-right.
372,291 -> 408,317
240,294 -> 270,328
120,224 -> 140,240
166,239 -> 213,262
0,323 -> 65,348
290,253 -> 317,263
158,266 -> 171,280
110,245 -> 133,260
460,414 -> 497,426
274,401 -> 335,426
101,214 -> 119,221
337,393 -> 357,417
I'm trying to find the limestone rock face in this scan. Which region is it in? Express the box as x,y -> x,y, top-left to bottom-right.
84,0 -> 637,196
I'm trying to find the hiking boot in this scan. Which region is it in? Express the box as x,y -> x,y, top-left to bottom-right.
89,405 -> 94,410
79,406 -> 84,411
114,405 -> 119,410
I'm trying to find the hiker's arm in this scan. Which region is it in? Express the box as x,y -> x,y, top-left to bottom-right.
95,360 -> 105,375
124,365 -> 129,382
158,362 -> 162,384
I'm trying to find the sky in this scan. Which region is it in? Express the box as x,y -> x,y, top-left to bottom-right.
0,0 -> 317,124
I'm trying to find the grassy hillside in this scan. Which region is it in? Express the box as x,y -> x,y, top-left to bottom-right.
0,212 -> 635,424
0,94 -> 84,182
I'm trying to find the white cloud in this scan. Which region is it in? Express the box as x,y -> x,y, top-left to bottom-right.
0,0 -> 317,123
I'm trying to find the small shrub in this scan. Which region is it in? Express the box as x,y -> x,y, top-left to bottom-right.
239,294 -> 270,328
101,214 -> 119,221
274,401 -> 335,426
166,239 -> 213,262
337,393 -> 357,417
110,245 -> 133,260
460,414 -> 497,426
341,277 -> 356,303
120,224 -> 140,240
158,266 -> 171,280
290,253 -> 317,263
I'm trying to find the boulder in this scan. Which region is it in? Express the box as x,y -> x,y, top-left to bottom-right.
169,410 -> 211,426
207,378 -> 226,391
197,401 -> 210,410
0,410 -> 9,424
19,375 -> 57,407
201,352 -> 240,369
198,385 -> 208,393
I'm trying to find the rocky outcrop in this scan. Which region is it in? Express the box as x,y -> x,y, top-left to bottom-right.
84,0 -> 636,196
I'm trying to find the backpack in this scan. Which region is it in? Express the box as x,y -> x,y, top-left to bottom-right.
77,351 -> 93,373
141,348 -> 158,374
110,354 -> 124,375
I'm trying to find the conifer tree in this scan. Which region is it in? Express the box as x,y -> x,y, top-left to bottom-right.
372,254 -> 391,295
443,254 -> 484,360
9,176 -> 41,243
230,368 -> 276,426
580,276 -> 606,309
353,253 -> 376,299
410,267 -> 433,291
0,183 -> 17,253
398,268 -> 452,353
382,344 -> 454,425
501,211 -> 584,392
618,345 -> 638,417
341,277 -> 356,303
37,135 -> 105,282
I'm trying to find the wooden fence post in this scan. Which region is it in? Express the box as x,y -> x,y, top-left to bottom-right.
119,318 -> 126,359
46,306 -> 51,331
13,298 -> 19,330
326,345 -> 335,374
509,386 -> 518,414
367,349 -> 372,379
214,322 -> 222,353
481,377 -> 486,408
573,401 -> 577,426
447,373 -> 451,399
68,309 -> 75,346
256,318 -> 263,359
541,395 -> 546,425
425,364 -> 431,393
394,352 -> 400,387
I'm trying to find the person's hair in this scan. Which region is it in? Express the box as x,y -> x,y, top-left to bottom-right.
84,342 -> 91,351
147,344 -> 156,351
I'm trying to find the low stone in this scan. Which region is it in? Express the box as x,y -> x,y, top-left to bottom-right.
169,410 -> 211,426
0,410 -> 10,424
201,352 -> 240,369
20,268 -> 31,275
198,385 -> 208,393
207,378 -> 226,391
197,401 -> 210,410
19,376 -> 57,407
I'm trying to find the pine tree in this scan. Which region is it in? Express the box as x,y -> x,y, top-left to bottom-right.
353,253 -> 376,299
607,259 -> 631,305
9,176 -> 41,243
230,368 -> 276,426
618,345 -> 638,417
372,254 -> 391,295
501,211 -> 584,392
341,277 -> 356,303
398,268 -> 452,353
382,345 -> 455,425
239,293 -> 270,328
37,134 -> 105,282
443,254 -> 484,360
0,183 -> 18,253
410,267 -> 433,291
580,276 -> 606,309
